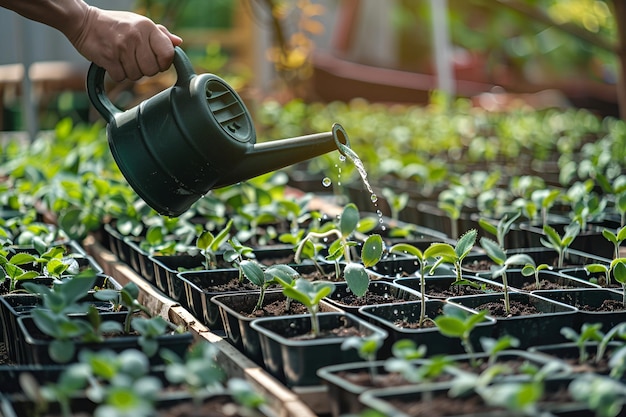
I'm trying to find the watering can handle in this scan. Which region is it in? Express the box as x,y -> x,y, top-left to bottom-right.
86,46 -> 196,123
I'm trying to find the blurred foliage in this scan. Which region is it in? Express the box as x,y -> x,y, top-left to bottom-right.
393,0 -> 618,84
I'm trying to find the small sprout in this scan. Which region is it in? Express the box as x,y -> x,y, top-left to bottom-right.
521,262 -> 551,290
434,303 -> 489,367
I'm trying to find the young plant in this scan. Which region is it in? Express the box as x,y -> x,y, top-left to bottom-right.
560,322 -> 604,364
239,260 -> 300,312
437,185 -> 468,239
611,258 -> 626,307
480,237 -> 534,316
23,272 -> 124,363
95,281 -> 153,334
293,203 -> 362,278
521,261 -> 551,290
274,276 -> 335,337
478,211 -> 521,250
530,188 -> 561,227
380,187 -> 409,221
342,233 -> 384,299
569,373 -> 626,417
389,240 -> 457,327
223,237 -> 256,281
196,219 -> 233,270
384,339 -> 454,384
434,303 -> 489,367
540,221 -> 581,268
341,335 -> 384,381
21,348 -> 162,417
602,225 -> 626,260
427,229 -> 479,291
479,335 -> 521,366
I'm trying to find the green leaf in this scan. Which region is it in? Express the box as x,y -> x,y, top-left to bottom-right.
434,316 -> 466,338
240,260 -> 266,287
343,263 -> 370,297
613,260 -> 626,285
480,237 -> 506,266
196,231 -> 214,251
455,229 -> 477,259
389,243 -> 423,259
339,204 -> 359,237
361,234 -> 383,267
9,252 -> 38,266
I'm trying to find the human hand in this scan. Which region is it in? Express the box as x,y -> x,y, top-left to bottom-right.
69,7 -> 183,82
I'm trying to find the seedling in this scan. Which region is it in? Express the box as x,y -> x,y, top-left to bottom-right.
585,262 -> 614,288
293,203 -> 362,278
95,281 -> 153,334
601,225 -> 626,260
479,335 -> 520,365
389,240 -> 456,327
521,261 -> 551,290
428,229 -> 479,291
434,303 -> 489,367
342,233 -> 384,298
478,211 -> 521,250
223,237 -> 256,281
196,219 -> 233,270
611,258 -> 626,307
384,339 -> 454,384
239,260 -> 300,312
437,185 -> 468,239
22,348 -> 162,417
540,221 -> 581,268
341,335 -> 384,381
273,276 -> 335,337
162,341 -> 225,404
569,373 -> 626,417
530,188 -> 561,227
23,272 -> 125,363
381,187 -> 409,221
560,322 -> 604,364
480,237 -> 534,316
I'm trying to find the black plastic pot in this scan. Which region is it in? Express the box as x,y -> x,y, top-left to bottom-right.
393,274 -> 506,300
177,269 -> 262,330
211,290 -> 341,365
531,288 -> 626,333
15,313 -> 193,365
358,299 -> 496,357
250,312 -> 388,387
323,281 -> 421,317
448,292 -> 579,349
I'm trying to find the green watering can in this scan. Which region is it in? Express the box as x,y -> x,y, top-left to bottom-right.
86,47 -> 349,217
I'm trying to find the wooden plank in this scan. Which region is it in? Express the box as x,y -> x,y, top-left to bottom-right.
83,236 -> 321,417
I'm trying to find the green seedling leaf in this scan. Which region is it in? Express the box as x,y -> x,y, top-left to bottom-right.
339,203 -> 359,237
361,234 -> 383,267
480,237 -> 506,266
9,252 -> 38,265
280,279 -> 335,308
455,229 -> 478,259
240,260 -> 265,287
389,243 -> 423,259
613,260 -> 626,285
343,262 -> 370,297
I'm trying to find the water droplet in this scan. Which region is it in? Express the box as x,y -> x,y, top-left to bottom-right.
322,177 -> 332,187
339,155 -> 346,162
371,194 -> 378,203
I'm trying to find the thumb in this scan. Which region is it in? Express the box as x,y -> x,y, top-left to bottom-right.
157,25 -> 183,46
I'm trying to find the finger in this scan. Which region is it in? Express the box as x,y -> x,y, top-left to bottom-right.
157,24 -> 183,46
120,52 -> 143,81
135,37 -> 161,77
150,28 -> 177,71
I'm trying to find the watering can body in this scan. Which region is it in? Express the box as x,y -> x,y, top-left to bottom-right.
86,47 -> 349,217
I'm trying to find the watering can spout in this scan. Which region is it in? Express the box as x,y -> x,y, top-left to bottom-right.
213,123 -> 350,188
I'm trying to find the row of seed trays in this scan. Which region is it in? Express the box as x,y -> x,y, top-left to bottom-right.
2,95 -> 626,416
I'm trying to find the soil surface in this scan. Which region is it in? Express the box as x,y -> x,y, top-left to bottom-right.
476,300 -> 539,317
423,281 -> 501,298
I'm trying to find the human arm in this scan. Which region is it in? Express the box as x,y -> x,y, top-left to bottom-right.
0,0 -> 182,81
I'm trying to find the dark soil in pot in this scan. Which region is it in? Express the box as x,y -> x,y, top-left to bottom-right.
476,300 -> 540,317
223,296 -> 310,318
